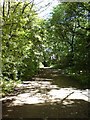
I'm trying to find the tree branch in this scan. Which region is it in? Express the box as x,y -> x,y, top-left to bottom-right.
7,0 -> 10,16
2,0 -> 5,17
60,92 -> 74,103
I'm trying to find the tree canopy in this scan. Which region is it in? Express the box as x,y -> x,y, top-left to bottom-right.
46,2 -> 90,85
1,1 -> 90,95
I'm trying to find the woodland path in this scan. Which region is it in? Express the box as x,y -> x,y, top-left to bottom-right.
2,68 -> 90,119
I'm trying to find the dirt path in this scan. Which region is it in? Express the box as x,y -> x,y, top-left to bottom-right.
2,68 -> 90,119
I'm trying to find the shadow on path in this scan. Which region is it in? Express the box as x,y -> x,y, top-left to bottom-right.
2,68 -> 90,119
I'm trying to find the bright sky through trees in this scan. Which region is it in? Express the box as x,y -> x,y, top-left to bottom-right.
34,0 -> 59,19
0,0 -> 59,19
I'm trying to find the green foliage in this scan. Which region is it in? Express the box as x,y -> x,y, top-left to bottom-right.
1,1 -> 90,96
21,54 -> 39,80
1,79 -> 21,96
45,2 -> 90,87
1,1 -> 47,95
1,1 -> 43,84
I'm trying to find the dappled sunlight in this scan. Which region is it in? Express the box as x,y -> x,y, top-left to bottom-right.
2,80 -> 88,107
2,68 -> 90,118
17,81 -> 58,90
48,88 -> 89,102
2,1 -> 90,118
1,69 -> 89,107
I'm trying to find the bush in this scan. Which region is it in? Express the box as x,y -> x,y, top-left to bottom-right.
0,79 -> 21,96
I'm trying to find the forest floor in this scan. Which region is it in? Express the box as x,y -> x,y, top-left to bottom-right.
1,68 -> 90,119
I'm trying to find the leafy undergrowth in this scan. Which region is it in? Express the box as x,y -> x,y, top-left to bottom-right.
64,68 -> 90,88
52,65 -> 90,89
74,74 -> 90,88
0,79 -> 21,97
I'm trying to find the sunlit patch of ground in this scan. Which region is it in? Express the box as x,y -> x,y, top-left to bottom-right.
10,87 -> 89,106
1,80 -> 89,106
0,68 -> 90,120
2,68 -> 90,118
